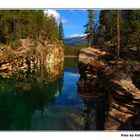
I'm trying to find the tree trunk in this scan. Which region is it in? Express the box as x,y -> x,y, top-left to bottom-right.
88,37 -> 91,47
137,39 -> 140,56
13,19 -> 16,38
116,10 -> 120,60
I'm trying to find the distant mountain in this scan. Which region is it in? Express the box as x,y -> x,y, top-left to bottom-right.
64,36 -> 87,46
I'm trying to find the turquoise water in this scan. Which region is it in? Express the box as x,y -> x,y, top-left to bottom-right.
0,58 -> 107,130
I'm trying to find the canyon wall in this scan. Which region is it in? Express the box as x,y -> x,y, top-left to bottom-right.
78,47 -> 140,130
0,38 -> 64,81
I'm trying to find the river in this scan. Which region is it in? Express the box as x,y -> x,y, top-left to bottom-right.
0,57 -> 107,130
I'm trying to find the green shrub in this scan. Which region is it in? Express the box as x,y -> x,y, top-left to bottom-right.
11,40 -> 21,49
64,46 -> 85,56
7,51 -> 15,61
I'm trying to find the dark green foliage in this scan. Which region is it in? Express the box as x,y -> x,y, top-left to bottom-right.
59,20 -> 64,41
97,10 -> 117,44
121,10 -> 140,55
11,39 -> 21,49
0,10 -> 59,45
64,46 -> 85,56
95,10 -> 140,57
45,15 -> 59,42
0,72 -> 63,130
84,10 -> 94,47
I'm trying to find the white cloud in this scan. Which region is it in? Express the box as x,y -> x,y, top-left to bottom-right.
44,9 -> 68,25
44,9 -> 60,21
70,34 -> 86,38
61,19 -> 67,24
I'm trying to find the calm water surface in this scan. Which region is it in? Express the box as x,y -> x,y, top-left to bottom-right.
0,57 -> 107,130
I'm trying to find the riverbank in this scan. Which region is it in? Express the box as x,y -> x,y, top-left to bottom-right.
77,46 -> 140,130
0,38 -> 64,78
64,45 -> 85,56
0,57 -> 87,130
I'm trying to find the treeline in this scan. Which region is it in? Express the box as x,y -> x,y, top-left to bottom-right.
0,10 -> 60,45
64,46 -> 85,56
84,10 -> 140,58
94,10 -> 140,56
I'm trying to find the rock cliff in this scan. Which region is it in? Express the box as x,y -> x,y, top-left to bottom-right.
0,38 -> 64,80
78,46 -> 140,130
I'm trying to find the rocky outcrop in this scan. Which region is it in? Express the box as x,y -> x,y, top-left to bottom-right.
78,46 -> 140,130
78,47 -> 107,92
0,38 -> 64,80
104,65 -> 140,130
77,47 -> 109,130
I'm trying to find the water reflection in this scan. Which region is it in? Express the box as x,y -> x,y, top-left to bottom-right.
0,57 -> 108,130
0,62 -> 64,130
78,92 -> 108,130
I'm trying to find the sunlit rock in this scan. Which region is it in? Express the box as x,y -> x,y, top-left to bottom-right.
0,38 -> 64,81
78,46 -> 140,130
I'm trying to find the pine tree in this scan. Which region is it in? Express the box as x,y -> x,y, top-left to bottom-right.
116,10 -> 121,60
59,20 -> 64,42
84,10 -> 94,47
45,16 -> 59,42
0,10 -> 60,45
98,10 -> 117,45
122,10 -> 140,56
94,10 -> 140,57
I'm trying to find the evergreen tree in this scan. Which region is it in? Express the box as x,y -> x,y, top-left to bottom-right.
59,20 -> 64,42
84,10 -> 94,47
35,11 -> 45,38
116,10 -> 121,60
87,10 -> 140,57
45,15 -> 59,42
98,10 -> 117,44
122,10 -> 140,55
0,10 -> 60,45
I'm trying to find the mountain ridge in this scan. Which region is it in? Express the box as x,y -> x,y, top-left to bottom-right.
64,36 -> 87,46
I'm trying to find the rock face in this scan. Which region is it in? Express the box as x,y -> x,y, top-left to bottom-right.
78,47 -> 107,92
104,65 -> 140,130
77,47 -> 109,130
78,46 -> 140,130
0,38 -> 64,80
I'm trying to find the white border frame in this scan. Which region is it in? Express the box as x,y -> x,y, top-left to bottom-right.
0,0 -> 140,9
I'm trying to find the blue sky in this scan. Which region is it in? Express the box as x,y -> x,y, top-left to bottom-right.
57,10 -> 88,38
44,10 -> 100,38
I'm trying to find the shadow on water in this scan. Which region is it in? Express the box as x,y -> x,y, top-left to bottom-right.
65,58 -> 108,130
0,62 -> 64,130
0,57 -> 108,130
64,57 -> 79,74
79,94 -> 108,130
